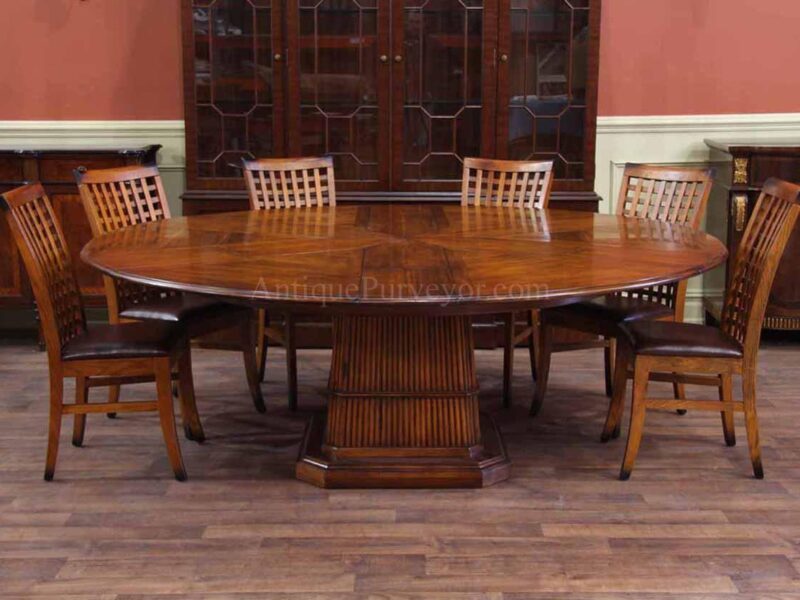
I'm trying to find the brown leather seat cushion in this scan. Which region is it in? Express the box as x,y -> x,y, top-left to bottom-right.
61,322 -> 184,362
551,295 -> 674,323
619,320 -> 743,359
119,294 -> 246,324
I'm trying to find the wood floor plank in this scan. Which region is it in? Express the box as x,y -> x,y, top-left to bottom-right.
1,342 -> 800,597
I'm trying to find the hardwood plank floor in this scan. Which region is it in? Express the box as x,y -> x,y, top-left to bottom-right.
1,339 -> 799,598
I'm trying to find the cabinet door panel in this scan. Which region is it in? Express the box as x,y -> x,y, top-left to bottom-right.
0,217 -> 24,304
495,0 -> 599,191
286,0 -> 390,190
393,0 -> 496,191
185,0 -> 285,188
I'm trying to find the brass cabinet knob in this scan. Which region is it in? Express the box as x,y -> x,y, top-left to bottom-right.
394,55 -> 403,63
379,54 -> 389,63
273,53 -> 282,61
499,54 -> 509,62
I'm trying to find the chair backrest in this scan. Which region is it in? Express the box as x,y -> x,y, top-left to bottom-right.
615,164 -> 715,316
616,164 -> 713,229
721,178 -> 800,361
1,184 -> 86,362
75,165 -> 174,319
75,164 -> 171,235
461,157 -> 554,208
242,156 -> 336,210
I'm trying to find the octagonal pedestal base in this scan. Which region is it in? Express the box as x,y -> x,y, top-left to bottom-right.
296,411 -> 510,489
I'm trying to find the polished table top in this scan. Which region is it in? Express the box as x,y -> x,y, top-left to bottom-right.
81,204 -> 727,314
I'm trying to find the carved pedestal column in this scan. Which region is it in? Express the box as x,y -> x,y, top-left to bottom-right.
296,314 -> 511,488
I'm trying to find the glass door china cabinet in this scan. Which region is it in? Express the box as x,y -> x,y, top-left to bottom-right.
182,0 -> 600,208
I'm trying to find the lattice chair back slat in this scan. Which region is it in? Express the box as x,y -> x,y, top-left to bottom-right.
461,158 -> 554,208
720,178 -> 800,357
242,156 -> 336,210
1,184 -> 87,358
614,164 -> 715,312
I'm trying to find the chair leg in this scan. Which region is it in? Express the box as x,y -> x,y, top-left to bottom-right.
742,368 -> 764,479
257,308 -> 268,383
285,314 -> 298,412
177,347 -> 205,443
155,359 -> 187,481
72,376 -> 88,447
527,310 -> 538,382
719,373 -> 736,447
502,312 -> 514,408
107,384 -> 119,419
620,359 -> 649,480
44,374 -> 64,481
601,343 -> 630,442
674,378 -> 687,415
530,321 -> 552,417
603,337 -> 615,397
241,314 -> 266,414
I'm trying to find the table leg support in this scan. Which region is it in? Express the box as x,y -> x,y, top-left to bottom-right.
296,314 -> 511,488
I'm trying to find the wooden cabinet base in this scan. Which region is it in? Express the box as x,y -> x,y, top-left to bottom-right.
294,314 -> 511,488
296,412 -> 510,489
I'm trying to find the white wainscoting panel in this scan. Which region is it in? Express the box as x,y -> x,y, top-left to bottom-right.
595,112 -> 800,322
3,115 -> 800,322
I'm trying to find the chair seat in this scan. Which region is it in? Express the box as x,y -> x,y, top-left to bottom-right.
619,320 -> 743,359
555,294 -> 674,323
120,293 -> 246,324
61,322 -> 184,362
546,294 -> 675,336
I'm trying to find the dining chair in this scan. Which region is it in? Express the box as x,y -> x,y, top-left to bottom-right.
607,178 -> 800,480
1,183 -> 202,481
241,156 -> 337,411
531,164 -> 714,417
75,164 -> 265,415
461,157 -> 555,408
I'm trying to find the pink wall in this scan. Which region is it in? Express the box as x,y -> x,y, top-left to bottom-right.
0,0 -> 797,120
0,0 -> 183,120
598,0 -> 800,116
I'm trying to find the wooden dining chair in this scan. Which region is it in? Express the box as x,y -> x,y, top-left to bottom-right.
532,164 -> 714,417
241,156 -> 337,411
606,178 -> 800,480
1,183 -> 202,481
75,164 -> 264,415
461,157 -> 555,407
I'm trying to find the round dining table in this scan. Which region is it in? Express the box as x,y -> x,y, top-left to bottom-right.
82,204 -> 727,489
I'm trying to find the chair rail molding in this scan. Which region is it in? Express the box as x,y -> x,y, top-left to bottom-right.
0,120 -> 186,171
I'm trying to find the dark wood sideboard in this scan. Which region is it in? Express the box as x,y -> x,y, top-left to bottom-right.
704,139 -> 800,330
0,146 -> 161,329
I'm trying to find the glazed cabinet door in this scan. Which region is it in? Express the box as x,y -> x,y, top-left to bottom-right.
392,0 -> 497,190
184,0 -> 287,189
285,0 -> 391,190
494,0 -> 599,191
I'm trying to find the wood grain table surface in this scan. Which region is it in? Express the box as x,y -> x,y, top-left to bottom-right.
81,204 -> 727,314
